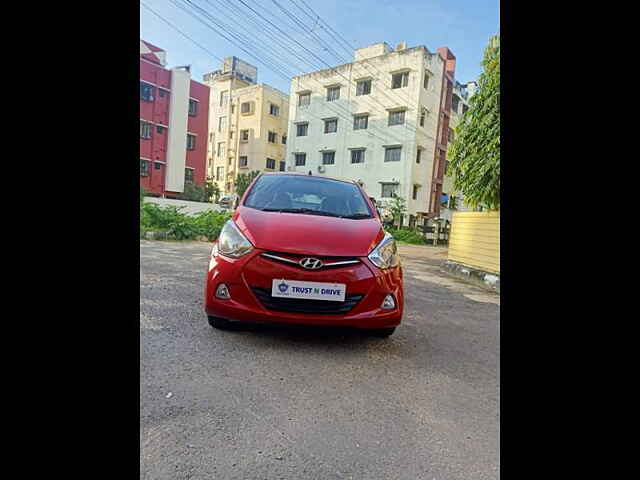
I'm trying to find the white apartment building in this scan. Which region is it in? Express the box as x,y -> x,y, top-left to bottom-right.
204,57 -> 289,196
286,41 -> 464,225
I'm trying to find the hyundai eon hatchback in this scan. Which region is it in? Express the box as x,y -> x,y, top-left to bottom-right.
204,173 -> 403,337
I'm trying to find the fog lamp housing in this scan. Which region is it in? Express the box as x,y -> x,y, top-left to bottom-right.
381,294 -> 396,310
215,283 -> 231,300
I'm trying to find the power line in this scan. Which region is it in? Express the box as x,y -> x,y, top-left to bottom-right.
230,0 -> 419,144
176,0 -> 408,144
160,0 -> 434,148
202,0 -> 327,75
140,0 -> 224,63
172,0 -> 295,80
286,0 -> 417,108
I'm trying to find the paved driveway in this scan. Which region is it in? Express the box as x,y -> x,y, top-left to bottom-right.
140,241 -> 499,479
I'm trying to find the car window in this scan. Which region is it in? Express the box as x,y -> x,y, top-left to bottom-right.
244,175 -> 372,219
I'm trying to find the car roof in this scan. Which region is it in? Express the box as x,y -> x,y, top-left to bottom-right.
258,171 -> 358,186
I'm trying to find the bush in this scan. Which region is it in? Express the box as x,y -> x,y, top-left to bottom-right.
140,202 -> 230,241
178,183 -> 207,202
141,203 -> 184,231
388,228 -> 427,245
192,210 -> 230,241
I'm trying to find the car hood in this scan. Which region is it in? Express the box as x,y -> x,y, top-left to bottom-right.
234,206 -> 384,257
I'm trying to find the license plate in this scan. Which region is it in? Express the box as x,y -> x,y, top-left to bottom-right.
271,279 -> 346,302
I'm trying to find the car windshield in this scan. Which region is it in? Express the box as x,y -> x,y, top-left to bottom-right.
243,175 -> 372,219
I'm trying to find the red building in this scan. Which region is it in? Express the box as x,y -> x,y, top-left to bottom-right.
140,40 -> 209,197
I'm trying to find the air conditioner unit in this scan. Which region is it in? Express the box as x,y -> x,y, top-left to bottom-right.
317,165 -> 325,173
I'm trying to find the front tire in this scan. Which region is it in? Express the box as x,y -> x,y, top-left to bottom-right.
207,315 -> 232,330
370,327 -> 396,338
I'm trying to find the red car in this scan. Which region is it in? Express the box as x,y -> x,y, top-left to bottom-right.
204,173 -> 403,337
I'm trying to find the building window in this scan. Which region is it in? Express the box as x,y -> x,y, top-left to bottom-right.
294,153 -> 306,166
388,110 -> 405,126
324,118 -> 338,134
322,151 -> 335,165
140,82 -> 154,101
423,73 -> 429,89
381,183 -> 398,198
188,99 -> 198,116
187,134 -> 196,150
412,185 -> 419,200
384,146 -> 401,162
185,169 -> 194,184
241,101 -> 252,114
356,80 -> 371,96
217,142 -> 225,158
154,162 -> 162,170
326,87 -> 340,102
282,135 -> 287,145
266,158 -> 276,169
298,92 -> 310,107
351,149 -> 365,164
416,148 -> 422,164
268,131 -> 277,143
391,71 -> 409,89
452,95 -> 460,113
296,122 -> 308,136
240,129 -> 249,142
218,116 -> 227,132
140,159 -> 150,176
420,108 -> 426,127
353,114 -> 368,130
269,104 -> 280,116
220,91 -> 229,107
279,161 -> 285,171
216,166 -> 224,181
239,156 -> 248,167
140,121 -> 152,139
159,89 -> 166,98
156,125 -> 165,134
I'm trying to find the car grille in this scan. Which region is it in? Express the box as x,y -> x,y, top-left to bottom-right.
251,287 -> 364,315
260,251 -> 360,270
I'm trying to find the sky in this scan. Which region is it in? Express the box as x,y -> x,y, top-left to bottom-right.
140,0 -> 499,94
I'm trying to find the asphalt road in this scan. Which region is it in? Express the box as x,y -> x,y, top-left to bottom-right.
140,240 -> 500,480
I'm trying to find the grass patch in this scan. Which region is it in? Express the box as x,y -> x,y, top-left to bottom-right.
140,202 -> 230,241
388,228 -> 428,245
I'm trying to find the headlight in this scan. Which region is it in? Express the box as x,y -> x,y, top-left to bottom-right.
217,220 -> 254,258
368,232 -> 400,269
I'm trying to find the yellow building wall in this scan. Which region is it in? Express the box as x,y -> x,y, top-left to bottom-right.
448,211 -> 500,274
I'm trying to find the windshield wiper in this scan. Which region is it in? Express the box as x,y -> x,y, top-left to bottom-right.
260,207 -> 341,217
340,213 -> 372,219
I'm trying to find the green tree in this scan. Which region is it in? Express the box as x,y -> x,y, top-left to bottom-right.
178,183 -> 206,202
448,34 -> 500,210
235,170 -> 261,198
389,195 -> 407,227
204,177 -> 220,203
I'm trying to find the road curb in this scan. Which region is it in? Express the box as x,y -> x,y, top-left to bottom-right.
440,260 -> 500,293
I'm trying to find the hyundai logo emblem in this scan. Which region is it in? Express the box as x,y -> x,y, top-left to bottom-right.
299,258 -> 323,270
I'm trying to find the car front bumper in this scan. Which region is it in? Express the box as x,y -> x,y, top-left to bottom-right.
204,247 -> 403,329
